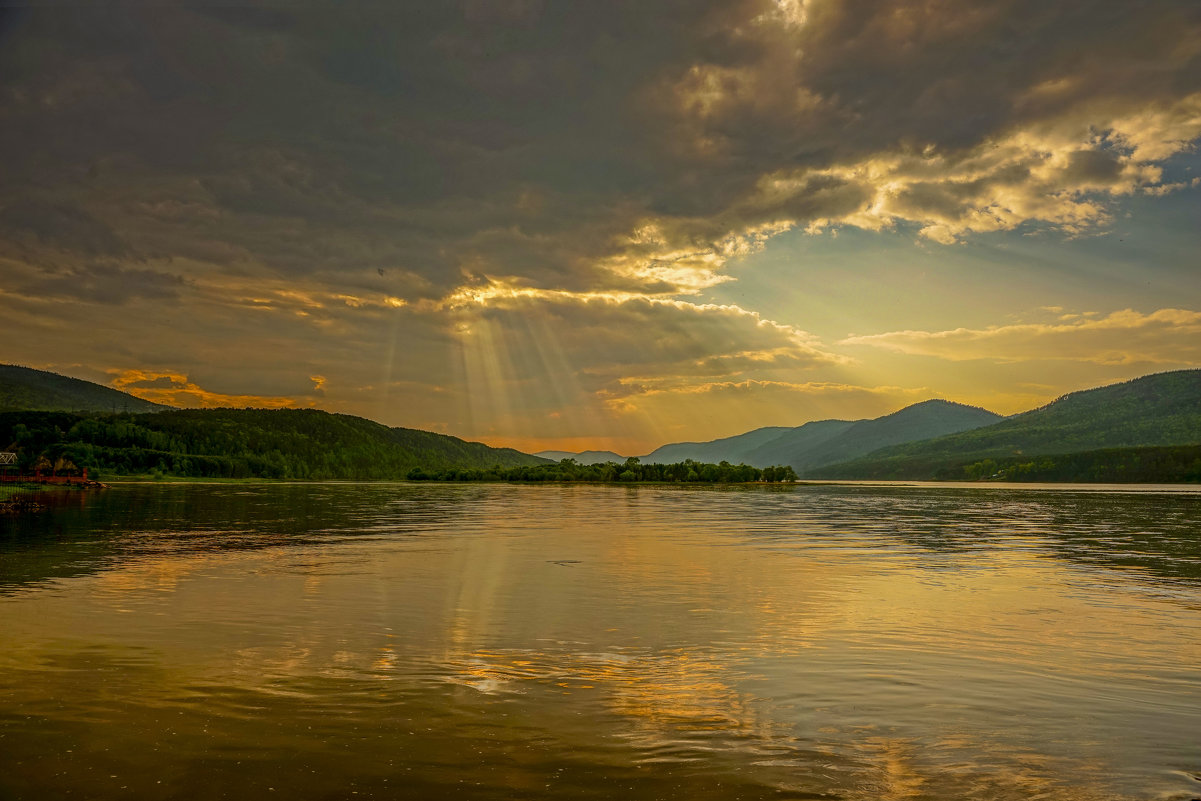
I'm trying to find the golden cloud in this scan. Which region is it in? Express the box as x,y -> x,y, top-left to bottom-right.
436,278 -> 842,376
109,369 -> 321,409
606,378 -> 925,404
580,90 -> 1201,303
840,308 -> 1201,365
708,93 -> 1201,249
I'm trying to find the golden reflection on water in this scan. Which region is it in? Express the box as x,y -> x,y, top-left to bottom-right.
1,483 -> 1200,800
442,647 -> 762,739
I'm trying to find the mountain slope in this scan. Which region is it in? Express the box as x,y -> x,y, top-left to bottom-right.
1,407 -> 548,479
818,370 -> 1201,479
739,419 -> 857,468
641,426 -> 796,464
0,364 -> 166,413
638,400 -> 1001,473
777,400 -> 1003,475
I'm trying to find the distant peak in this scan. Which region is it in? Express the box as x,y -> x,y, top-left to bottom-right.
883,398 -> 1001,418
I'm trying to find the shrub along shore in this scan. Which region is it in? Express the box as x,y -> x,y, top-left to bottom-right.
407,460 -> 800,483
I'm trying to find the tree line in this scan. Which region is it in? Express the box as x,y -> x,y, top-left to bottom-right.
948,444 -> 1201,483
407,458 -> 799,483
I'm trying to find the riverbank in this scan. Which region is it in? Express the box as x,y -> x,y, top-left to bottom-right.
0,483 -> 48,512
0,484 -> 33,503
95,474 -> 1201,489
0,481 -> 108,514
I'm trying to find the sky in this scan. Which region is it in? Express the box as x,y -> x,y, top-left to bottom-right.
1,0 -> 1199,455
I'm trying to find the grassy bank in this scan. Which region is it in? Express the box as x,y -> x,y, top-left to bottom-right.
0,483 -> 70,503
0,485 -> 31,502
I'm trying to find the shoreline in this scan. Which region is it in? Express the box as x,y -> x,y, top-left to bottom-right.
97,476 -> 1201,491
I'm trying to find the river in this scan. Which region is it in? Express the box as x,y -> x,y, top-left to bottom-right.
1,482 -> 1199,800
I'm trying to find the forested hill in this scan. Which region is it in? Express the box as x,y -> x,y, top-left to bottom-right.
0,364 -> 166,413
747,400 -> 1000,473
817,370 -> 1201,479
0,408 -> 548,479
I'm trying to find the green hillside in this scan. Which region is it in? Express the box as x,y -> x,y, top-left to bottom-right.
818,370 -> 1201,479
949,444 -> 1201,483
0,364 -> 166,413
0,408 -> 548,480
778,400 -> 1001,475
745,401 -> 1000,473
736,420 -> 856,468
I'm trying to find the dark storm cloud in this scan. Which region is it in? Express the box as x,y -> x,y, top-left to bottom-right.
4,1 -> 1196,294
189,3 -> 295,32
666,0 -> 1201,161
0,0 -> 682,293
0,201 -> 131,258
14,262 -> 184,305
1,0 -> 1199,335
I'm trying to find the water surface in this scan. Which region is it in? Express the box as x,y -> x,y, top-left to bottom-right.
2,482 -> 1199,800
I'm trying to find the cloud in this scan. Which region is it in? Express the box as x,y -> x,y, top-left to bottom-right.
0,200 -> 132,258
443,285 -> 843,397
2,1 -> 1197,303
620,0 -> 1201,255
841,308 -> 1201,365
607,378 -> 922,405
109,369 -> 322,409
12,261 -> 184,305
640,92 -> 1201,251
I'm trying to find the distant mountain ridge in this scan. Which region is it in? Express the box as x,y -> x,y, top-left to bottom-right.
641,426 -> 794,464
772,400 -> 1002,475
735,420 -> 857,468
0,364 -> 166,413
817,370 -> 1201,479
544,399 -> 1002,475
636,399 -> 1000,474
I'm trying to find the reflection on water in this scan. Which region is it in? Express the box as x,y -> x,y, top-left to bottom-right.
1,482 -> 1200,800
